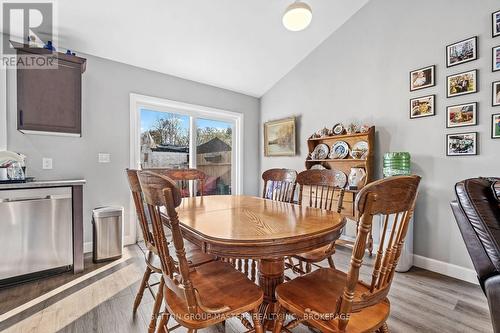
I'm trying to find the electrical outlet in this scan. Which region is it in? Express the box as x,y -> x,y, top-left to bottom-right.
42,158 -> 53,170
98,153 -> 111,163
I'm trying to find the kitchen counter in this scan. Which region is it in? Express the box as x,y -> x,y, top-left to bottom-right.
0,179 -> 86,190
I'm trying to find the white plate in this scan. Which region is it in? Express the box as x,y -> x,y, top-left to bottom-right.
350,141 -> 369,159
329,141 -> 349,159
333,170 -> 347,188
312,143 -> 329,160
310,164 -> 326,170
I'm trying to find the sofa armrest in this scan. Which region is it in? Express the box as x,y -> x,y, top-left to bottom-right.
485,275 -> 500,333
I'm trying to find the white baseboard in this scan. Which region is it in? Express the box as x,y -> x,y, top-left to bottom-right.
83,235 -> 136,254
413,254 -> 478,285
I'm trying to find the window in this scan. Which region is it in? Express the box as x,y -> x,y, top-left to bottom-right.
130,93 -> 243,195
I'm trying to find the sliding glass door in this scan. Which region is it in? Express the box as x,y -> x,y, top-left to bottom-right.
138,107 -> 236,195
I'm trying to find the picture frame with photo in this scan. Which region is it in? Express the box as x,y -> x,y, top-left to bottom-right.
409,65 -> 435,91
446,102 -> 477,128
493,46 -> 500,72
446,37 -> 478,67
446,132 -> 478,156
410,95 -> 435,119
492,114 -> 500,139
493,81 -> 500,107
447,70 -> 478,98
493,10 -> 500,38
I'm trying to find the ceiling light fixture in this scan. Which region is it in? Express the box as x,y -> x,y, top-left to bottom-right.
282,1 -> 313,32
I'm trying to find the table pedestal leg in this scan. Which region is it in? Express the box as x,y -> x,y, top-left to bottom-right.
258,258 -> 284,331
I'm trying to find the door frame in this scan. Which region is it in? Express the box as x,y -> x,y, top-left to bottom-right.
129,93 -> 244,241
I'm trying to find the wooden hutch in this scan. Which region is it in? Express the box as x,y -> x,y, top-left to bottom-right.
304,126 -> 375,252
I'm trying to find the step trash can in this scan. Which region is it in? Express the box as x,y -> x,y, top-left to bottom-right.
92,206 -> 124,263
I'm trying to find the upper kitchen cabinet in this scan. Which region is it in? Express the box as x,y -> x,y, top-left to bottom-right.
14,42 -> 86,136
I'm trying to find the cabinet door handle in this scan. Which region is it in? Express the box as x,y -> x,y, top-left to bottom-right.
19,110 -> 23,126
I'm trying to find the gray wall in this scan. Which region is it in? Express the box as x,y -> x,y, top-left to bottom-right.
261,0 -> 500,270
6,54 -> 260,245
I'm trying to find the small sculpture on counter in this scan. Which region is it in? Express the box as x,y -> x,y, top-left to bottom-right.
43,40 -> 56,51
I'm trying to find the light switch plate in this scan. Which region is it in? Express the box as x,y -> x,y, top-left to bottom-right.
98,153 -> 111,163
42,158 -> 53,170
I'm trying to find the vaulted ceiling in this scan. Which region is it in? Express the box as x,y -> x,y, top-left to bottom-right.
54,0 -> 369,97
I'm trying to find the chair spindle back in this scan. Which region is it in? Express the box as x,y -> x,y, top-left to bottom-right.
144,168 -> 206,197
337,175 -> 421,330
262,168 -> 297,203
137,170 -> 199,313
296,170 -> 345,212
126,169 -> 155,247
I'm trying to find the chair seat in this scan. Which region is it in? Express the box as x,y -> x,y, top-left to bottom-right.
293,244 -> 334,262
275,268 -> 390,332
179,240 -> 216,267
165,260 -> 263,329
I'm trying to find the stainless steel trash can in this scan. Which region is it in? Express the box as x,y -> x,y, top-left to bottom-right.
92,206 -> 123,263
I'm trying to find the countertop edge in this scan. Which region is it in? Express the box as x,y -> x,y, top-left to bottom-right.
0,180 -> 87,190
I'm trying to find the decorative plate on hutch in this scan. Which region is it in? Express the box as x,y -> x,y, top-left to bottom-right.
329,141 -> 350,159
312,143 -> 329,160
310,164 -> 326,170
350,140 -> 369,159
332,123 -> 345,135
333,170 -> 348,188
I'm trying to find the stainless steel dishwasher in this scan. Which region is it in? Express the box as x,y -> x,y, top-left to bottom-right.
0,187 -> 73,285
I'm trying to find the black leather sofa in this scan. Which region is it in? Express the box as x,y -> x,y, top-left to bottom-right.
451,177 -> 500,333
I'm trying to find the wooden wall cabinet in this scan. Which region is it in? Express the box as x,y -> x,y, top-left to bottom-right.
14,42 -> 86,136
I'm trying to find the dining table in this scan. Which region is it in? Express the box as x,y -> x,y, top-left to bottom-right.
172,194 -> 346,330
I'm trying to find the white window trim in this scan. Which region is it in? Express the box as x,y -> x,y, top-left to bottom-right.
0,67 -> 6,150
129,93 -> 244,241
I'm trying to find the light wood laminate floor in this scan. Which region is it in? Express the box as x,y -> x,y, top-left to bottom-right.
0,244 -> 492,333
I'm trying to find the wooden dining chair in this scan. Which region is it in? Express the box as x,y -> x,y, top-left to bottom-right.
144,168 -> 206,197
273,175 -> 421,333
291,169 -> 345,274
262,168 -> 297,203
126,169 -> 214,333
137,170 -> 264,333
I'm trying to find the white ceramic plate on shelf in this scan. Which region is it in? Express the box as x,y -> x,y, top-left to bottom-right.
350,141 -> 369,159
310,164 -> 326,170
329,141 -> 349,159
312,143 -> 329,160
333,170 -> 347,188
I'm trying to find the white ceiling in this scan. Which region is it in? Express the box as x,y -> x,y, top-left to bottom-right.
53,0 -> 368,97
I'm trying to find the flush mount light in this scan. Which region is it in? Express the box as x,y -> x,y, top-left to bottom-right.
282,1 -> 313,32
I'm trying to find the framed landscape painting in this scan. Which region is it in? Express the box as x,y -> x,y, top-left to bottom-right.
447,70 -> 477,98
446,132 -> 477,156
410,95 -> 435,119
493,10 -> 500,38
446,37 -> 477,67
492,114 -> 500,139
410,65 -> 435,91
446,102 -> 477,128
264,117 -> 296,156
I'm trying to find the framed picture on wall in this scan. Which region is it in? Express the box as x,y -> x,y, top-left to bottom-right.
446,132 -> 478,156
409,65 -> 435,91
493,46 -> 500,72
446,37 -> 478,67
493,10 -> 500,38
492,114 -> 500,139
410,95 -> 435,119
447,70 -> 477,98
446,102 -> 477,128
263,117 -> 296,156
493,81 -> 500,106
